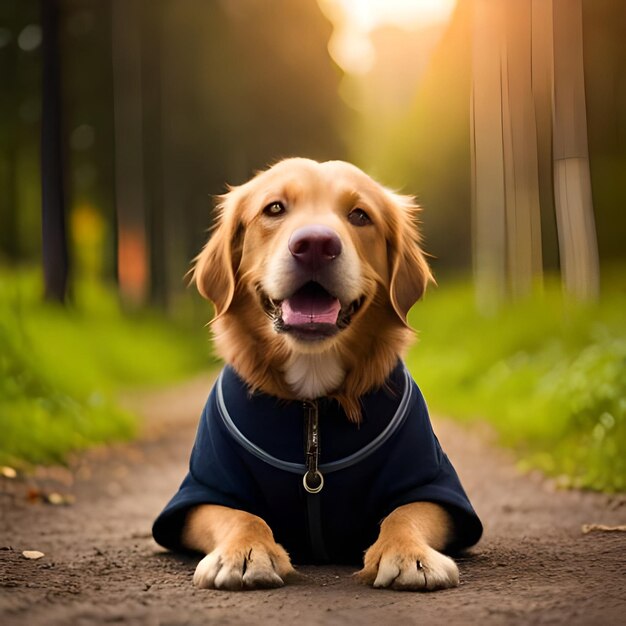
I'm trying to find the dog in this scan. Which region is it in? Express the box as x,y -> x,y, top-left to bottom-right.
152,158 -> 482,590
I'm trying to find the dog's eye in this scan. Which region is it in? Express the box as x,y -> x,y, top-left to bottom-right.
348,208 -> 372,227
263,201 -> 286,217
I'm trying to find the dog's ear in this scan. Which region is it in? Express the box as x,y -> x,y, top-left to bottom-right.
387,194 -> 433,325
192,188 -> 245,319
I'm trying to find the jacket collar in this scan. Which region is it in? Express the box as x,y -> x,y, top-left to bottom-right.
215,361 -> 413,474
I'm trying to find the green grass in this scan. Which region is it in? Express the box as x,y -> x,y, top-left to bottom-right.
0,269 -> 214,466
407,275 -> 626,492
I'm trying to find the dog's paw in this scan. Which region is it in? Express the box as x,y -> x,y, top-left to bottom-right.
357,540 -> 459,591
193,540 -> 294,591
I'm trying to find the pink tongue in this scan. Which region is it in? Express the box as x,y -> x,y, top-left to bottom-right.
282,291 -> 341,325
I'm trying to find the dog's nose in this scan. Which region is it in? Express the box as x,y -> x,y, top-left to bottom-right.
288,225 -> 342,269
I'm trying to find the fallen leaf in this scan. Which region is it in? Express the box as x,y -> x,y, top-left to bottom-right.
26,488 -> 43,504
45,492 -> 75,506
22,550 -> 45,560
1,466 -> 17,479
582,524 -> 626,534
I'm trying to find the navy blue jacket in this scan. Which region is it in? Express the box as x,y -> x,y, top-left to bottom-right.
152,362 -> 482,564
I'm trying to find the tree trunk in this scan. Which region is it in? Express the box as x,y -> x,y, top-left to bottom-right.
0,0 -> 19,261
552,0 -> 600,300
470,0 -> 507,313
41,0 -> 69,302
471,0 -> 547,310
111,0 -> 149,307
141,1 -> 167,309
531,0 -> 559,271
501,0 -> 543,298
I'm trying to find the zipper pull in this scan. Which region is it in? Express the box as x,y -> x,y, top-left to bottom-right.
303,400 -> 324,494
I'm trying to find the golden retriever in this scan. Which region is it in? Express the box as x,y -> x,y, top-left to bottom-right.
154,157 -> 481,590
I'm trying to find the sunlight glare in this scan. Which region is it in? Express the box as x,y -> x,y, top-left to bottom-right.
319,0 -> 457,74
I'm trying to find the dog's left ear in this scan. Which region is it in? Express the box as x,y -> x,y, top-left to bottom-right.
387,194 -> 433,325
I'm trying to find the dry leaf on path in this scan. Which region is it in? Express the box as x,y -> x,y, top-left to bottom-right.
581,524 -> 626,534
45,492 -> 76,506
22,550 -> 45,560
1,466 -> 17,479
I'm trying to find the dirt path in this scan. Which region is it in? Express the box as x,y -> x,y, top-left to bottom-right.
1,374 -> 625,625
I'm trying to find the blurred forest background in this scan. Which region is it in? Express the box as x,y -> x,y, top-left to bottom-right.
0,0 -> 624,491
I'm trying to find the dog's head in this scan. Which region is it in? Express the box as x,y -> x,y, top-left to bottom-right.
193,158 -> 432,404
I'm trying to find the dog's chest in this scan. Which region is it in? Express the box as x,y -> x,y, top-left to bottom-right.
282,352 -> 346,399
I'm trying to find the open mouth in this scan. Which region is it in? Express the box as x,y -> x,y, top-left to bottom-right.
263,282 -> 364,342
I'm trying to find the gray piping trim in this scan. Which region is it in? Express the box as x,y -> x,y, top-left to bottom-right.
215,365 -> 413,474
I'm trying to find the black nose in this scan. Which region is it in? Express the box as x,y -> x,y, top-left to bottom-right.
288,225 -> 342,270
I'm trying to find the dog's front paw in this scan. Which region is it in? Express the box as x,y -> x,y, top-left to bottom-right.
357,539 -> 459,591
193,539 -> 294,590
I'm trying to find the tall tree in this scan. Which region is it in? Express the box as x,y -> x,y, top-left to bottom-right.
41,0 -> 69,302
470,0 -> 543,310
141,1 -> 167,309
531,0 -> 559,271
0,1 -> 19,262
470,0 -> 507,310
111,0 -> 148,307
552,0 -> 600,299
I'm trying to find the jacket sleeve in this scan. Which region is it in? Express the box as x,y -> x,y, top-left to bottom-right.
371,382 -> 483,552
152,387 -> 260,552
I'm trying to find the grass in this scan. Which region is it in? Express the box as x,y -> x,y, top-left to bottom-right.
406,274 -> 626,492
0,268 -> 214,467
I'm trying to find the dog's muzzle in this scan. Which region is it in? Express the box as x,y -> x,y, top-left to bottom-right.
260,225 -> 364,342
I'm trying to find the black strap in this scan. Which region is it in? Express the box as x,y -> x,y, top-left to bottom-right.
303,400 -> 330,562
306,491 -> 330,563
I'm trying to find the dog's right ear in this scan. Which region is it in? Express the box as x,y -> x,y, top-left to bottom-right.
192,188 -> 245,319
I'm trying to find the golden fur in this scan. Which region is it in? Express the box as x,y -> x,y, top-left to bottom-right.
184,158 -> 461,592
